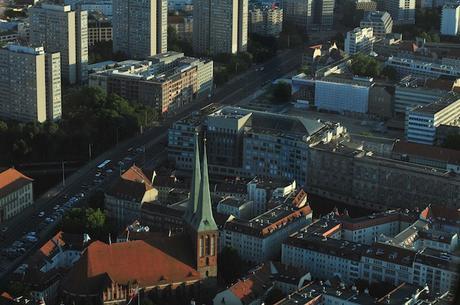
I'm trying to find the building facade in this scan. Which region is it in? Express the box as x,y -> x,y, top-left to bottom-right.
249,6 -> 283,38
281,0 -> 335,33
88,12 -> 112,46
0,168 -> 34,224
441,3 -> 460,36
384,0 -> 416,24
0,45 -> 61,123
29,3 -> 88,84
345,27 -> 376,55
193,0 -> 248,55
112,0 -> 167,59
360,10 -> 393,39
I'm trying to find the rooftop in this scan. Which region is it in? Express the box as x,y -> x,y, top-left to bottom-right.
392,140 -> 460,165
410,92 -> 460,115
0,168 -> 33,198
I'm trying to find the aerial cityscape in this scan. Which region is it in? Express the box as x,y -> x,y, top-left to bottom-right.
0,0 -> 460,304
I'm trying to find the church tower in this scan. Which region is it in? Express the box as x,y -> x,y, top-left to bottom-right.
184,134 -> 218,279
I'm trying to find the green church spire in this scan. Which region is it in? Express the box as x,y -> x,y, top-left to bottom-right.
185,133 -> 201,224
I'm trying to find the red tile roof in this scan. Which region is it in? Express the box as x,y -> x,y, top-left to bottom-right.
0,168 -> 33,198
62,239 -> 201,295
121,165 -> 153,189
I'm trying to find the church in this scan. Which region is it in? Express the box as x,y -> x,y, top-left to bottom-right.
61,135 -> 218,305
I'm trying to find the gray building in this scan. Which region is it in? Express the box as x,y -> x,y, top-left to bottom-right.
0,45 -> 61,123
193,0 -> 248,55
360,10 -> 393,39
168,106 -> 346,184
29,3 -> 88,84
249,5 -> 283,38
113,0 -> 167,59
280,0 -> 334,33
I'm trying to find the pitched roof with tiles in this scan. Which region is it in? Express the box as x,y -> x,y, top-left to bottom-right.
0,168 -> 33,198
62,239 -> 201,295
106,165 -> 154,202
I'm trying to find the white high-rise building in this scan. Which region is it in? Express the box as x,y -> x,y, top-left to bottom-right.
0,45 -> 61,123
441,4 -> 460,36
344,27 -> 376,55
360,11 -> 393,39
29,3 -> 88,84
193,0 -> 248,55
113,0 -> 167,59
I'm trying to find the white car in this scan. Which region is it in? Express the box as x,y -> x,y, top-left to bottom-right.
38,211 -> 45,217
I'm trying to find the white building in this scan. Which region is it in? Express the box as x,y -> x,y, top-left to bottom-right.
360,10 -> 393,39
247,178 -> 296,215
221,204 -> 312,263
315,75 -> 374,114
386,56 -> 460,79
344,27 -> 376,55
406,92 -> 460,145
441,4 -> 460,36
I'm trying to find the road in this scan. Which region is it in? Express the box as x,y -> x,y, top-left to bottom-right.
0,48 -> 302,283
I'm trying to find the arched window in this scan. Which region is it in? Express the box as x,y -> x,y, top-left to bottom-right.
199,236 -> 204,257
205,235 -> 211,256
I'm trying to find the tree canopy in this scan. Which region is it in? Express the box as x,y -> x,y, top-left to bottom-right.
218,247 -> 246,285
61,207 -> 111,240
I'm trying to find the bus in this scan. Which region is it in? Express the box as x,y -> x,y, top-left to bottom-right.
97,159 -> 111,170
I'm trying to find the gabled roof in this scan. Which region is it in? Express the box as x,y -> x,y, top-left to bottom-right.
62,239 -> 201,295
121,165 -> 153,186
106,166 -> 154,202
0,168 -> 33,198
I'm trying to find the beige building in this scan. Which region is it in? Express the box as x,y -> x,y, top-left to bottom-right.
0,45 -> 61,123
249,6 -> 283,38
89,52 -> 213,115
0,168 -> 34,224
113,0 -> 167,59
29,3 -> 88,84
193,0 -> 248,55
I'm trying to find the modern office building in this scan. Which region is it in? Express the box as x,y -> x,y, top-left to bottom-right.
0,168 -> 34,224
360,10 -> 393,39
280,0 -> 335,32
0,45 -> 61,123
394,76 -> 460,115
29,3 -> 88,84
315,75 -> 374,113
441,3 -> 460,36
168,106 -> 346,184
89,52 -> 213,115
406,92 -> 460,145
249,5 -> 283,38
344,27 -> 376,55
193,0 -> 248,55
383,0 -> 416,25
112,0 -> 167,59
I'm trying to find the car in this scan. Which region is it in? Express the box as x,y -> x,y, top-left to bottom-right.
38,211 -> 45,217
78,192 -> 85,198
45,217 -> 54,223
53,205 -> 60,210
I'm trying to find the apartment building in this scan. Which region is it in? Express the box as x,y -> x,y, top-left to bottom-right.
112,0 -> 167,59
345,27 -> 376,55
0,168 -> 34,224
394,76 -> 460,115
0,45 -> 61,123
315,75 -> 374,113
383,0 -> 416,25
360,11 -> 393,39
89,52 -> 212,115
249,5 -> 283,38
247,178 -> 296,215
441,3 -> 460,36
406,92 -> 460,145
193,0 -> 248,55
29,3 -> 88,84
87,12 -> 112,46
221,204 -> 312,263
280,0 -> 335,32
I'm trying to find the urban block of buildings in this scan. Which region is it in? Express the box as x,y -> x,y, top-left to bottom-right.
280,0 -> 335,33
0,44 -> 62,123
89,51 -> 213,115
345,27 -> 376,55
249,5 -> 283,38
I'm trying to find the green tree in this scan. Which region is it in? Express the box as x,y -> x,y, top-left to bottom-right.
272,82 -> 292,103
218,247 -> 246,285
351,54 -> 382,78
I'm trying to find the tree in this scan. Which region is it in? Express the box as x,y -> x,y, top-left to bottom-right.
218,247 -> 245,285
61,207 -> 108,239
351,54 -> 382,78
272,82 -> 292,103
